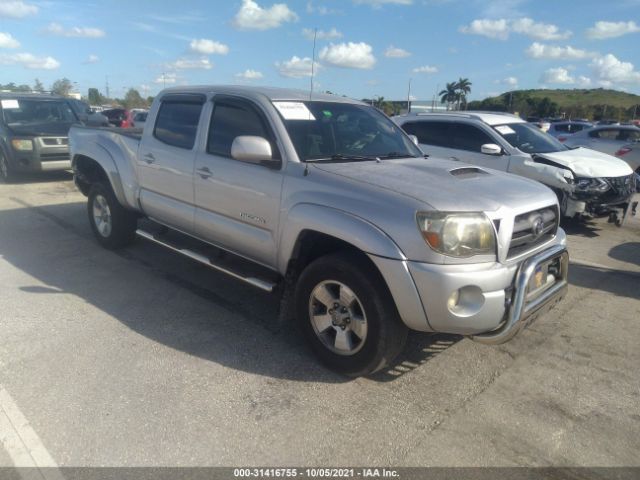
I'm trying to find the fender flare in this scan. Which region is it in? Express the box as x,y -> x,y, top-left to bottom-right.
72,143 -> 135,209
277,203 -> 406,273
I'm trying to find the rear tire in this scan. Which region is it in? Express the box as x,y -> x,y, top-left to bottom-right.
87,183 -> 137,249
0,153 -> 15,183
295,252 -> 408,377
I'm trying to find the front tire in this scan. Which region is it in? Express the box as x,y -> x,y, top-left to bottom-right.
295,252 -> 408,377
88,183 -> 137,249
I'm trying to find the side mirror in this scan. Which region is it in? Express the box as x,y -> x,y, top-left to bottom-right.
408,134 -> 419,146
481,143 -> 503,155
231,136 -> 279,168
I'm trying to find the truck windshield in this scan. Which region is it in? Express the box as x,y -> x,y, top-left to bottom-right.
1,99 -> 77,126
493,122 -> 567,154
275,101 -> 422,161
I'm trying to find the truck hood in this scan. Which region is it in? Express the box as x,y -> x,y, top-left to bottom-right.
535,147 -> 632,178
7,122 -> 75,137
312,157 -> 555,212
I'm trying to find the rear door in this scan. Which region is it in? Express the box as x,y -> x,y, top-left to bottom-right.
137,94 -> 205,233
193,95 -> 284,268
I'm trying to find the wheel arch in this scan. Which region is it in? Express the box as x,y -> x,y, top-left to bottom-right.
72,150 -> 130,208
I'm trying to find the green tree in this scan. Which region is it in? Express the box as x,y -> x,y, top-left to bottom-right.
33,78 -> 45,93
455,77 -> 472,110
439,82 -> 458,110
122,88 -> 147,109
87,88 -> 104,105
51,78 -> 73,96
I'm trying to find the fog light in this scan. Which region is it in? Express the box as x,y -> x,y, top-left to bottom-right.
447,290 -> 460,310
447,286 -> 485,317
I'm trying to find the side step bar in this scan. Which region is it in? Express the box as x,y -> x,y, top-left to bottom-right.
135,229 -> 277,293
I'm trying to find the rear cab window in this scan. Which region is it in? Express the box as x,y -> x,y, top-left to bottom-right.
153,95 -> 205,149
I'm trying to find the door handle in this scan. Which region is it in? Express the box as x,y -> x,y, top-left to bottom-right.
143,153 -> 155,164
196,166 -> 212,179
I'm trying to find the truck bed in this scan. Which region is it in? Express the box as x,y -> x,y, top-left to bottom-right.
71,124 -> 144,140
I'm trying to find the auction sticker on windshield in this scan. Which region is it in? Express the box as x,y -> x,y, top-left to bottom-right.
273,101 -> 316,121
495,125 -> 515,135
1,99 -> 19,109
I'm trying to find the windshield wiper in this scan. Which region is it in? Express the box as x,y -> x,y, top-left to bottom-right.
305,154 -> 378,163
376,152 -> 418,159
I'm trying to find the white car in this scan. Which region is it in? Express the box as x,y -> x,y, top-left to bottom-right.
131,110 -> 148,129
563,125 -> 640,156
395,112 -> 635,223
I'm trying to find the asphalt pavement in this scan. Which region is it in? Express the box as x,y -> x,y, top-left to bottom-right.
0,172 -> 638,468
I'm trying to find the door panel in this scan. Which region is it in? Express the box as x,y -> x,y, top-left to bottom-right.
137,100 -> 204,233
193,97 -> 283,268
194,154 -> 282,267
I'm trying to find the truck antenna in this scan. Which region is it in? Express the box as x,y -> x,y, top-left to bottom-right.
310,28 -> 317,101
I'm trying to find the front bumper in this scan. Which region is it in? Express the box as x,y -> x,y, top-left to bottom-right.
9,136 -> 71,172
371,236 -> 568,342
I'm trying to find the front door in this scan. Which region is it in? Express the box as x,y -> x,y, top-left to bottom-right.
193,96 -> 284,268
137,95 -> 205,233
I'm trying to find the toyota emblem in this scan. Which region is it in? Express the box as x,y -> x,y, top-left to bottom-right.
531,217 -> 544,239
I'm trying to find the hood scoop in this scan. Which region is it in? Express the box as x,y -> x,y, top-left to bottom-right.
449,166 -> 489,178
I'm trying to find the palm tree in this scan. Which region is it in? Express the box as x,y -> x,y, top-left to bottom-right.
455,77 -> 472,110
439,82 -> 457,110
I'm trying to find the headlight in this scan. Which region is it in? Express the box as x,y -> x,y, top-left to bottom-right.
416,212 -> 496,257
11,139 -> 33,151
573,177 -> 609,193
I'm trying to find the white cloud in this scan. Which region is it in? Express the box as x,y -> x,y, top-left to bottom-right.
384,45 -> 411,58
167,57 -> 213,70
84,54 -> 99,64
0,0 -> 38,18
189,38 -> 229,55
412,65 -> 438,74
276,55 -> 317,78
235,69 -> 264,80
154,72 -> 178,84
306,1 -> 340,15
460,17 -> 570,41
577,75 -> 592,87
501,76 -> 518,87
233,0 -> 298,30
353,0 -> 413,7
460,19 -> 509,39
46,22 -> 105,38
540,67 -> 574,84
586,21 -> 640,40
590,53 -> 640,85
0,32 -> 20,48
510,18 -> 571,40
0,52 -> 59,69
302,27 -> 342,40
526,42 -> 596,60
319,42 -> 376,69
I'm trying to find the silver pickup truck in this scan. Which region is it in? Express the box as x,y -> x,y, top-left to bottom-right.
69,86 -> 569,376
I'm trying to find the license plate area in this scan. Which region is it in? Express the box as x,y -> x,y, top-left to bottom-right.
526,255 -> 563,301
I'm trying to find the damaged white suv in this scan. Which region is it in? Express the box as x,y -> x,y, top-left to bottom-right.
396,112 -> 636,225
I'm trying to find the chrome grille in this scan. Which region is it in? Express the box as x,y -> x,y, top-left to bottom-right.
41,137 -> 68,146
508,206 -> 558,259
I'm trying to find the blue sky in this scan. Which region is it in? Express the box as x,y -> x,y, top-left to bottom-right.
1,0 -> 640,102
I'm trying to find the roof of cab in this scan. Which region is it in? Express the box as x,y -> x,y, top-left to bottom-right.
395,111 -> 526,126
158,85 -> 365,105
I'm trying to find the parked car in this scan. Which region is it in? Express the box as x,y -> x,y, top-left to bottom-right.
69,86 -> 569,376
395,112 -> 635,224
547,121 -> 593,142
102,108 -> 129,128
0,92 -> 76,182
131,110 -> 148,129
615,143 -> 640,172
563,125 -> 640,156
66,99 -> 109,127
